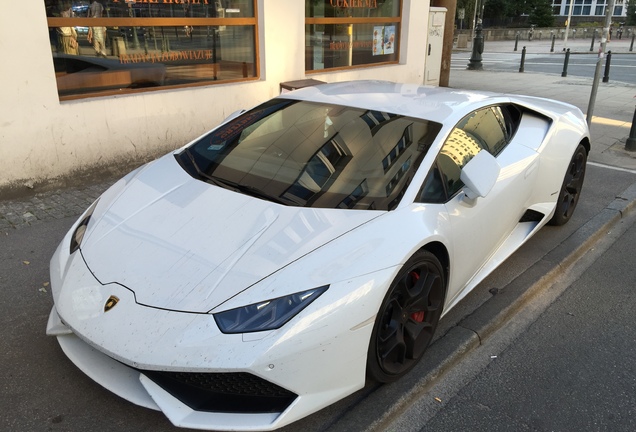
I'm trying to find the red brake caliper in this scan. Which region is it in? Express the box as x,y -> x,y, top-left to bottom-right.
409,271 -> 426,323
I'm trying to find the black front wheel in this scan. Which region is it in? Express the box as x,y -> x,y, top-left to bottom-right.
367,250 -> 446,383
549,143 -> 587,226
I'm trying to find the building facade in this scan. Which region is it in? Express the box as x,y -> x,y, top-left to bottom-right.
551,0 -> 628,19
0,0 -> 441,194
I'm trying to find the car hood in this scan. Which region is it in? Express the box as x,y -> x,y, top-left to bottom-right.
81,155 -> 382,313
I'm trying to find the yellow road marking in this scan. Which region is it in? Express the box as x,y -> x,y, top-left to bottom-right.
590,116 -> 630,128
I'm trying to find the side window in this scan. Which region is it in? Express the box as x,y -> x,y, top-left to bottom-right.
457,107 -> 508,156
418,163 -> 446,203
437,127 -> 483,198
419,105 -> 512,203
501,104 -> 522,141
418,126 -> 482,202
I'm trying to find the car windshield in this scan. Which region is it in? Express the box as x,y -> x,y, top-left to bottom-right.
178,99 -> 441,210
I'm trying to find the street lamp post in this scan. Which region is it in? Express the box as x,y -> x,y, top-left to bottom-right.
467,0 -> 485,70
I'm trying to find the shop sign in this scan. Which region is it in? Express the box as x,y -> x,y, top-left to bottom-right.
329,0 -> 378,8
112,0 -> 213,4
329,40 -> 373,50
119,50 -> 214,63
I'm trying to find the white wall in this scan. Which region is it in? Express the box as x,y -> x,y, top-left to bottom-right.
0,1 -> 430,193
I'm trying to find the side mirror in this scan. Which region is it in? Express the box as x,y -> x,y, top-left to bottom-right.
460,150 -> 500,204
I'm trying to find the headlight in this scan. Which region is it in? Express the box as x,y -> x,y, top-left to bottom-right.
69,199 -> 99,254
213,286 -> 328,334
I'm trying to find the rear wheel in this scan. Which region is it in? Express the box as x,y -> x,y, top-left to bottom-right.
549,143 -> 587,226
367,251 -> 446,383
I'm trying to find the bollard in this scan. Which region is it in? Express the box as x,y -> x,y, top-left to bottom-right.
539,30 -> 542,40
590,29 -> 596,52
550,30 -> 554,46
514,32 -> 519,51
626,106 -> 636,151
561,48 -> 570,77
631,32 -> 635,52
551,34 -> 556,52
602,50 -> 612,83
519,46 -> 526,73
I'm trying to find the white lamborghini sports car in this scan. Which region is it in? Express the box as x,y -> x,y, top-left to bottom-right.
47,81 -> 589,431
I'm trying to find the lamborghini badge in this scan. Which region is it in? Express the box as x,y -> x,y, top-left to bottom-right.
104,295 -> 119,312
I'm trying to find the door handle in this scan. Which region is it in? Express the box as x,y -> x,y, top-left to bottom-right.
428,44 -> 432,55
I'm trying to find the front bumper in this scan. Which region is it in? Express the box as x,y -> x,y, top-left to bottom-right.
47,240 -> 394,430
48,308 -> 289,430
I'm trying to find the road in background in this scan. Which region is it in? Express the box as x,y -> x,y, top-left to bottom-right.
452,37 -> 636,85
452,51 -> 636,85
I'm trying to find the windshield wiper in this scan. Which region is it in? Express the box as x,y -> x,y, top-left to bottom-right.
181,148 -> 233,190
180,148 -> 288,205
213,178 -> 289,205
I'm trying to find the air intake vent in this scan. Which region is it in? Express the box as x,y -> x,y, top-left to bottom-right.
519,209 -> 544,223
141,370 -> 297,414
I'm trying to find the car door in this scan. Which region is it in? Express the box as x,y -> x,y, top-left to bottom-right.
420,105 -> 540,305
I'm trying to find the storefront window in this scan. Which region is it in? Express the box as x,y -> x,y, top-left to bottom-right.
305,0 -> 401,72
45,1 -> 258,100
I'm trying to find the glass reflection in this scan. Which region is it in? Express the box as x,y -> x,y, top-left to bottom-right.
181,100 -> 442,211
45,1 -> 258,97
50,25 -> 256,97
305,22 -> 398,70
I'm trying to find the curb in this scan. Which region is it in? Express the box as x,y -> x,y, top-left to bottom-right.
327,179 -> 636,432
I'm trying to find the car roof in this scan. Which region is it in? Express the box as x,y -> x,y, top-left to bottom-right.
278,80 -> 510,124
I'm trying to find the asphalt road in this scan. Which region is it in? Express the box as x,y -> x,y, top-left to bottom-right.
451,52 -> 636,85
1,163 -> 635,431
0,216 -> 178,432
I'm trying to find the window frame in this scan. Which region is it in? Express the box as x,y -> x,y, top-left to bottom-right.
46,1 -> 260,101
305,1 -> 402,73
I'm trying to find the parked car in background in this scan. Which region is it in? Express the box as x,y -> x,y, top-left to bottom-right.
53,53 -> 166,96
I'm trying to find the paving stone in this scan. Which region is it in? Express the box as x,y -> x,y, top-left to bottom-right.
0,179 -> 114,230
23,212 -> 37,223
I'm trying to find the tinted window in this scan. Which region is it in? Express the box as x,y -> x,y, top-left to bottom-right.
421,106 -> 509,202
502,104 -> 522,140
180,100 -> 442,210
456,106 -> 508,156
435,128 -> 483,198
418,163 -> 446,203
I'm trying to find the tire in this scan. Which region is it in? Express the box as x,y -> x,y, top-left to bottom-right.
549,143 -> 587,226
367,250 -> 446,383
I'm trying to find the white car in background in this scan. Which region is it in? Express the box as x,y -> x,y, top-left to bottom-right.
47,81 -> 589,431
